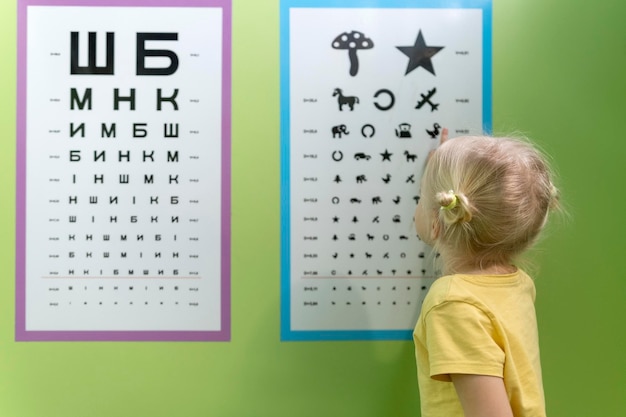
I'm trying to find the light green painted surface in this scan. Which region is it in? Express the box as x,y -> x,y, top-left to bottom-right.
0,1 -> 624,416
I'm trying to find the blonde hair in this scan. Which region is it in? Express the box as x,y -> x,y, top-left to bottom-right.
421,135 -> 559,272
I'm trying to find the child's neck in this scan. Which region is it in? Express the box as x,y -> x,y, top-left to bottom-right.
455,264 -> 518,275
443,258 -> 517,276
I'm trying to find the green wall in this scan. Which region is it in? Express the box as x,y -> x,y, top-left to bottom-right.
1,1 -> 624,416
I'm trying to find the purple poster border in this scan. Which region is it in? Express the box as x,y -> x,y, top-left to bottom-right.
15,0 -> 232,341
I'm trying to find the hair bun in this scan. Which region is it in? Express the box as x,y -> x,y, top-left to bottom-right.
436,190 -> 473,223
437,190 -> 458,210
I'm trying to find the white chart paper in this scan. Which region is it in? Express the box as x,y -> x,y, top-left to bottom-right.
280,0 -> 492,340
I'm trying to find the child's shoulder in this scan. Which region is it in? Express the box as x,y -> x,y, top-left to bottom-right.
424,270 -> 533,308
423,274 -> 460,307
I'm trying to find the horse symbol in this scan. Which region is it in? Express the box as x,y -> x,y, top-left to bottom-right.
404,151 -> 417,162
333,88 -> 359,111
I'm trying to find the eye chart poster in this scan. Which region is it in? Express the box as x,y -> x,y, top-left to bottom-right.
16,0 -> 231,341
280,0 -> 491,340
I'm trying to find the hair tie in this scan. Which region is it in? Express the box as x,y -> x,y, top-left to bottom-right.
441,190 -> 458,210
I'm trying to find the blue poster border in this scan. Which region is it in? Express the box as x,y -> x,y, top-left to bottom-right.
280,0 -> 492,341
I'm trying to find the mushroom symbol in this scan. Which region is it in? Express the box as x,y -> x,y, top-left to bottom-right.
332,31 -> 374,76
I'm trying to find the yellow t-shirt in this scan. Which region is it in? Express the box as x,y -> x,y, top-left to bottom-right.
413,270 -> 546,417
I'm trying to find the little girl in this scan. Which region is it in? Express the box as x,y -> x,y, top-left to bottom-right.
413,129 -> 559,417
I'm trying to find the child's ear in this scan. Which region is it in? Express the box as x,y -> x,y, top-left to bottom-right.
431,215 -> 440,241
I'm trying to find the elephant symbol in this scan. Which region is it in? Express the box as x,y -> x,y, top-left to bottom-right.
332,124 -> 349,138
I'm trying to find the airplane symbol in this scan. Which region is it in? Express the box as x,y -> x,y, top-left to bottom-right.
415,88 -> 439,111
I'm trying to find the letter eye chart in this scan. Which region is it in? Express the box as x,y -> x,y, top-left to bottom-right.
16,0 -> 231,341
280,0 -> 492,341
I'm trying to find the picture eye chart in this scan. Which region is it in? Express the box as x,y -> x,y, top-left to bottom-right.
16,0 -> 231,341
280,0 -> 492,341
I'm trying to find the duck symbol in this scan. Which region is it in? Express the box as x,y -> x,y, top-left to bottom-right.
426,123 -> 441,138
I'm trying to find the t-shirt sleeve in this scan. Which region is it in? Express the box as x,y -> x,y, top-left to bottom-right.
424,300 -> 505,381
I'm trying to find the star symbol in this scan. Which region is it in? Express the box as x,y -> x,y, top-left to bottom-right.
396,30 -> 443,76
380,149 -> 392,161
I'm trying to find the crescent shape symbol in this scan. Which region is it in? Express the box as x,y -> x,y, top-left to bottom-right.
373,89 -> 395,111
332,150 -> 344,161
361,124 -> 375,138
